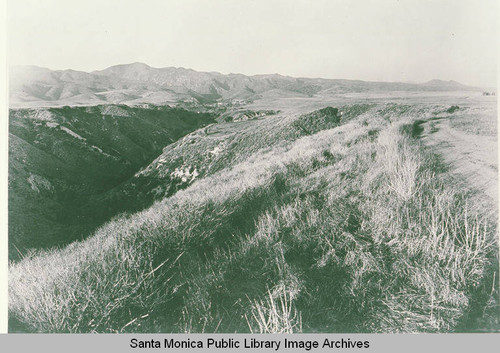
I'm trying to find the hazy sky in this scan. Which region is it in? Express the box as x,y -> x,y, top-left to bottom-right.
7,0 -> 498,87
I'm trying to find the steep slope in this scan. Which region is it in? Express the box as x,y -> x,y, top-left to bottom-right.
9,105 -> 214,258
75,105 -> 375,232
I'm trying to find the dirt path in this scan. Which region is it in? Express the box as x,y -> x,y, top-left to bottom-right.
421,117 -> 498,209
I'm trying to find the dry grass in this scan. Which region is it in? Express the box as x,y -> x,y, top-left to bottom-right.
246,290 -> 302,334
9,103 -> 498,333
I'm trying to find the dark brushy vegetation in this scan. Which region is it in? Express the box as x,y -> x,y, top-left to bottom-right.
9,105 -> 214,258
9,104 -> 498,333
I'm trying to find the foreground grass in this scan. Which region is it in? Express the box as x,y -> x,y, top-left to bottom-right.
9,105 -> 498,332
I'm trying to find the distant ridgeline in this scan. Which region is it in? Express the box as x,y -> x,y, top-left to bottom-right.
9,63 -> 480,108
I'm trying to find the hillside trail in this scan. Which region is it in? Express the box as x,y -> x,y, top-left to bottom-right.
421,117 -> 498,212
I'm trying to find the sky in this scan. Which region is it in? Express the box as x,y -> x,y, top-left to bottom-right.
7,0 -> 498,87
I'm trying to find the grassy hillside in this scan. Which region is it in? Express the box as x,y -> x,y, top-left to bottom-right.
9,103 -> 498,332
79,105 -> 371,224
9,105 -> 214,258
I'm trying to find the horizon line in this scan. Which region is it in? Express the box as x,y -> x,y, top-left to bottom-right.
9,62 -> 491,89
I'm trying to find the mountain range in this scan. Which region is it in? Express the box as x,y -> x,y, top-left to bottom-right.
10,63 -> 480,108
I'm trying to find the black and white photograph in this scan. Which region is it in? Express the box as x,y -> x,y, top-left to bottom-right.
2,0 -> 499,338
